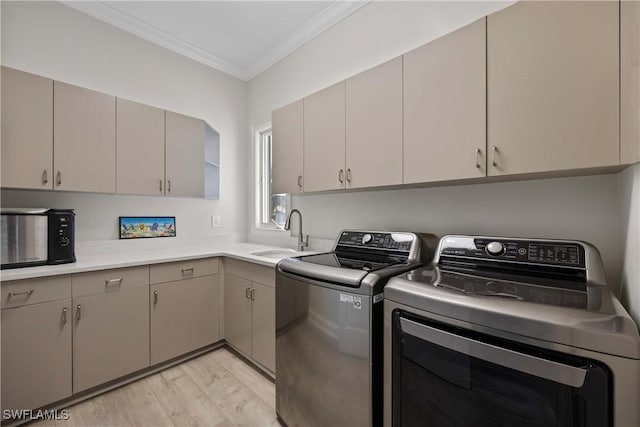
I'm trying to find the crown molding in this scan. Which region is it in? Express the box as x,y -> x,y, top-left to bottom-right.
62,1 -> 245,79
63,1 -> 368,81
244,1 -> 368,80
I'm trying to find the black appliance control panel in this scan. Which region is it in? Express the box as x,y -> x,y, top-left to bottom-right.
48,209 -> 76,264
336,231 -> 415,252
439,236 -> 585,269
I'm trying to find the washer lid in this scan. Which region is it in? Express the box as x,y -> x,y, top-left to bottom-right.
385,266 -> 640,359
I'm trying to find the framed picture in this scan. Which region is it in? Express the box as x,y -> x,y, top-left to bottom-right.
119,216 -> 176,239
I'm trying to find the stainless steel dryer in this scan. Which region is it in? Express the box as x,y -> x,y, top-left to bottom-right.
276,230 -> 434,427
384,235 -> 640,427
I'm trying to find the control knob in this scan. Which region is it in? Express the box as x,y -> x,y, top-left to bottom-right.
486,241 -> 505,256
362,234 -> 373,244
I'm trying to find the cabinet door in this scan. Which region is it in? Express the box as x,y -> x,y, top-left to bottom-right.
116,99 -> 165,195
73,287 -> 150,392
1,299 -> 72,411
223,274 -> 252,357
272,100 -> 304,194
346,57 -> 402,188
303,82 -> 346,192
165,111 -> 204,198
150,275 -> 219,365
487,1 -> 618,176
404,19 -> 486,184
1,67 -> 53,190
251,282 -> 275,372
53,82 -> 116,192
621,0 -> 640,164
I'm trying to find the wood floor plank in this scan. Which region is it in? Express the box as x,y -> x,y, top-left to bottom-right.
146,364 -> 229,427
181,352 -> 280,427
209,350 -> 275,409
31,348 -> 281,427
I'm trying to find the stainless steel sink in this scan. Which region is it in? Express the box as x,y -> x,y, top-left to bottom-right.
250,249 -> 302,259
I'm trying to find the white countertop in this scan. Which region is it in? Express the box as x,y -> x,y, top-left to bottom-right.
0,241 -> 315,282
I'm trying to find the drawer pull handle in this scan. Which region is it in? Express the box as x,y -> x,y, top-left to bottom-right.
297,175 -> 302,188
346,168 -> 352,183
245,287 -> 251,299
250,288 -> 256,301
475,148 -> 482,169
338,169 -> 344,183
154,291 -> 158,305
159,179 -> 163,192
167,180 -> 172,193
492,146 -> 498,167
76,304 -> 82,321
61,307 -> 68,324
42,169 -> 48,184
181,268 -> 194,276
105,278 -> 123,287
56,170 -> 62,186
8,290 -> 34,298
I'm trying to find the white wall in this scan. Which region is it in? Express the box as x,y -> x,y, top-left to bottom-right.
1,1 -> 248,241
247,1 -> 628,294
619,164 -> 640,326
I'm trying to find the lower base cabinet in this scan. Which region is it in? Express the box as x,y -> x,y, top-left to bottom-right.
151,275 -> 221,364
1,299 -> 72,412
224,259 -> 275,372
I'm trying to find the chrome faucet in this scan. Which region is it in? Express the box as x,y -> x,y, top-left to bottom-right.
284,209 -> 309,251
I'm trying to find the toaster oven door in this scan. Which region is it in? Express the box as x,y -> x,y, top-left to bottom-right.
1,214 -> 48,268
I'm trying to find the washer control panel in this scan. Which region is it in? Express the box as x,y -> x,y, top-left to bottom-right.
439,236 -> 585,268
336,230 -> 415,252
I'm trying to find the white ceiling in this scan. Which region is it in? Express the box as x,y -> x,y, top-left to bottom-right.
63,1 -> 367,81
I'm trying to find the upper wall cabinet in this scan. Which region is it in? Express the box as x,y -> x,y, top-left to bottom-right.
303,82 -> 346,192
272,100 -> 303,194
487,1 -> 619,176
1,67 -> 54,190
165,111 -> 205,198
404,19 -> 486,184
621,0 -> 640,165
54,82 -> 116,193
346,57 -> 403,189
116,99 -> 165,196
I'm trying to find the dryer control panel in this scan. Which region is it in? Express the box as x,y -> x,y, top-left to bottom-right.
438,236 -> 586,269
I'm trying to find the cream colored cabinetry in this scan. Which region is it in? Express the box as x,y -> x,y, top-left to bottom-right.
404,19 -> 486,183
54,82 -> 116,193
303,82 -> 346,192
1,276 -> 72,412
224,259 -> 275,372
165,111 -> 205,198
487,1 -> 619,176
1,67 -> 54,190
71,267 -> 150,392
621,0 -> 640,164
272,100 -> 304,193
150,258 -> 220,364
116,99 -> 165,195
346,57 -> 403,188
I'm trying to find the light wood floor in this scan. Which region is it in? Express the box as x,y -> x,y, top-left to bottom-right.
33,348 -> 281,427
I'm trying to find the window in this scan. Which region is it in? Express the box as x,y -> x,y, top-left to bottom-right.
257,126 -> 288,229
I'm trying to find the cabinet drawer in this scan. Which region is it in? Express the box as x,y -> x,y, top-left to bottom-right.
224,258 -> 275,287
72,266 -> 149,297
1,275 -> 71,309
150,258 -> 219,285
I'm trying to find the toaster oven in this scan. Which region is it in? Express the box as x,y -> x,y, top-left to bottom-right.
1,208 -> 76,269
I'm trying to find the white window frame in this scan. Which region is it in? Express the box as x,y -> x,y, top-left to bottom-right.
255,123 -> 289,230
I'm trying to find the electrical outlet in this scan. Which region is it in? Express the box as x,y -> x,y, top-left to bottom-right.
211,216 -> 221,227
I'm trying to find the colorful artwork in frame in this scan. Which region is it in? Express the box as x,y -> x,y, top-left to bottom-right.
119,217 -> 176,239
